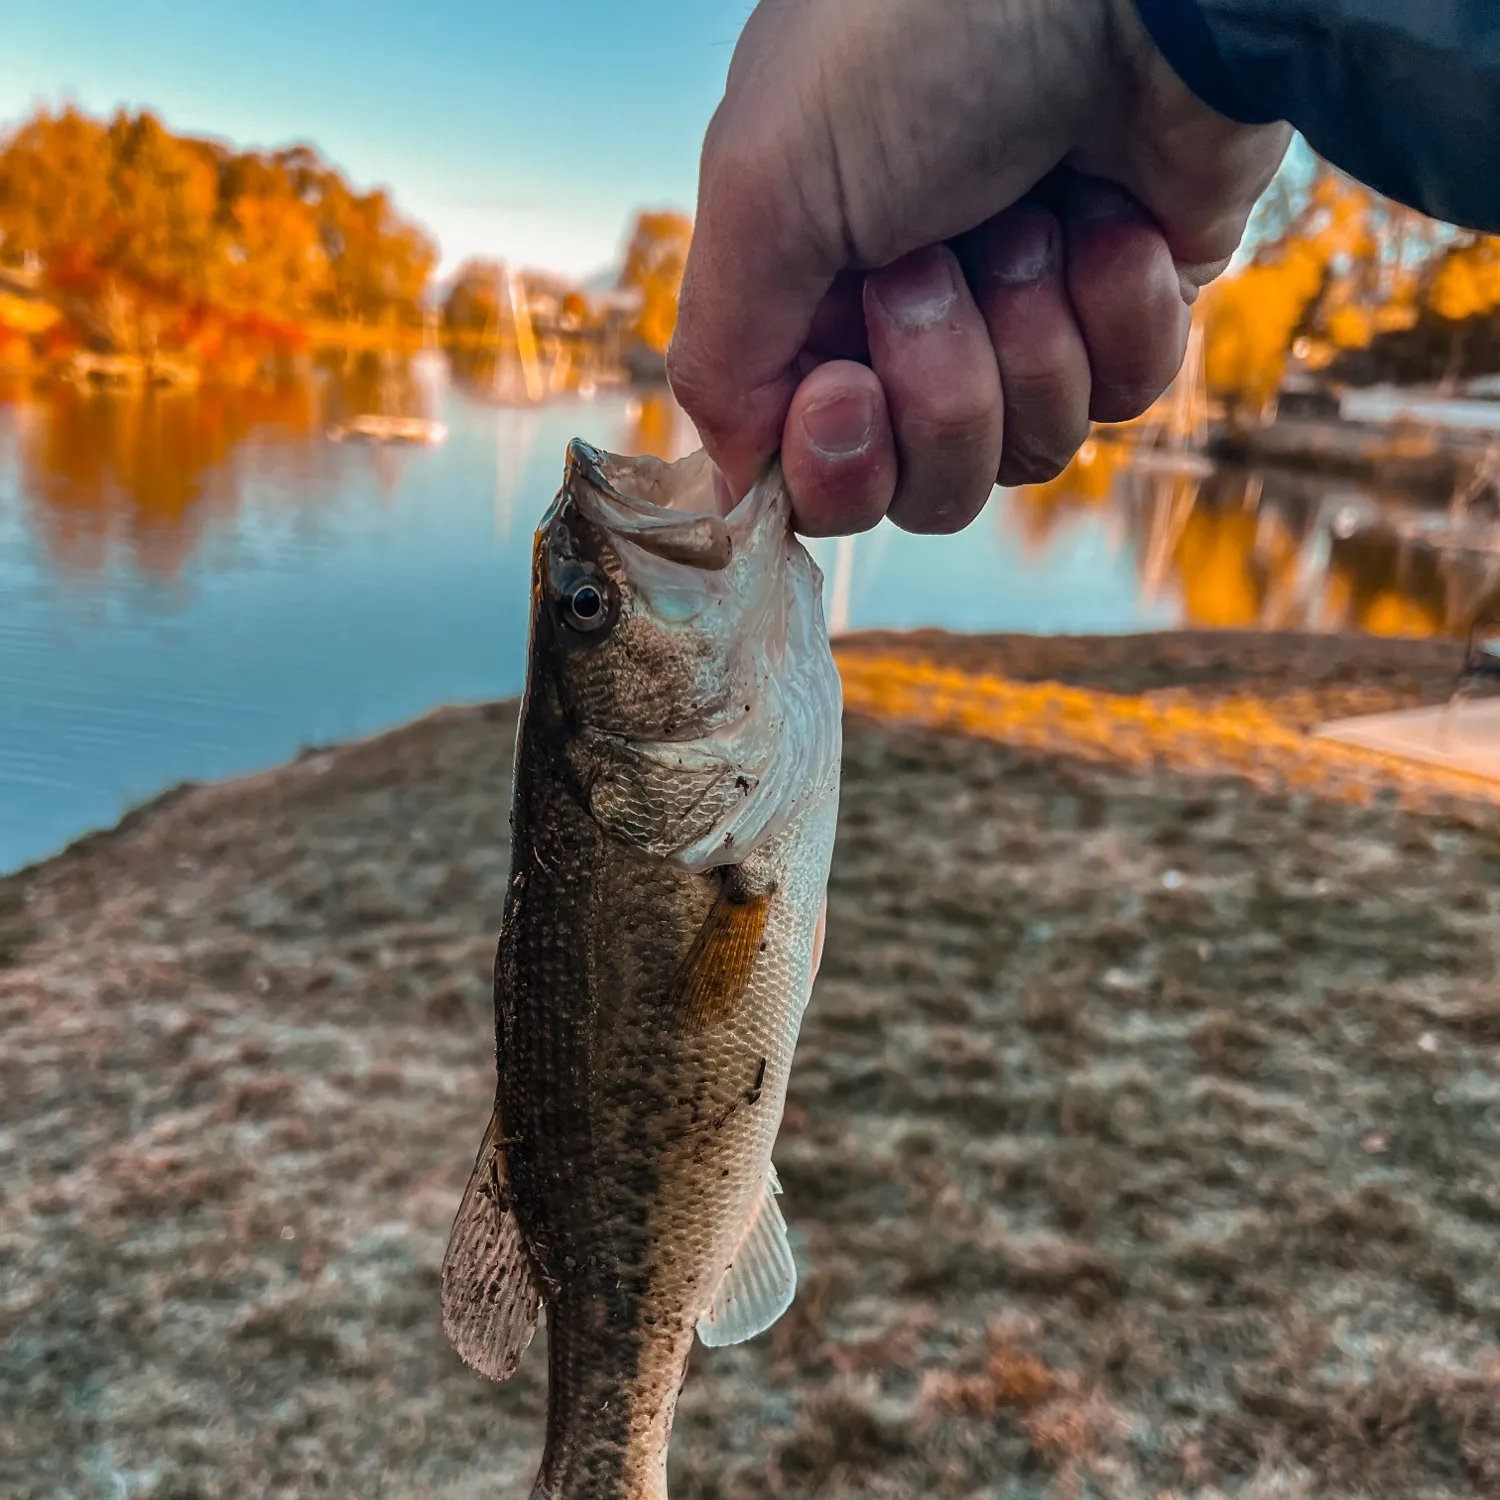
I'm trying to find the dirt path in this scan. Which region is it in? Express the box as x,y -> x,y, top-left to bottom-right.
3,631 -> 1498,1499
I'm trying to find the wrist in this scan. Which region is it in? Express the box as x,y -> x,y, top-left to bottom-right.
1102,0 -> 1183,109
1082,0 -> 1292,274
1113,0 -> 1279,126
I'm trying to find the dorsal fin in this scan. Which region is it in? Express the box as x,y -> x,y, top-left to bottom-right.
441,1110 -> 541,1381
697,1171 -> 797,1348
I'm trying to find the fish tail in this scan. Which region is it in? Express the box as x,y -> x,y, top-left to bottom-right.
528,1409 -> 672,1500
529,1472 -> 666,1500
531,1296 -> 681,1500
529,1453 -> 668,1500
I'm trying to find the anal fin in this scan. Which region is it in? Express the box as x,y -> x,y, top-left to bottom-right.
441,1110 -> 541,1381
697,1171 -> 797,1348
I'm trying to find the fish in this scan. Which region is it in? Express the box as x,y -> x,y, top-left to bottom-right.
441,439 -> 842,1499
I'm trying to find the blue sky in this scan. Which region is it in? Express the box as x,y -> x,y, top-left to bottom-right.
1,0 -> 750,278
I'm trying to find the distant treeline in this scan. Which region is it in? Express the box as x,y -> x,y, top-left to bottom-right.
0,106 -> 436,365
1202,151 -> 1500,417
441,212 -> 692,362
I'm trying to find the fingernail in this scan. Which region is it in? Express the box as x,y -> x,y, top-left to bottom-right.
801,389 -> 878,460
989,212 -> 1059,285
868,247 -> 959,332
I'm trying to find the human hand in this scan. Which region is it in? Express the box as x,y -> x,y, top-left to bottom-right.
668,0 -> 1291,535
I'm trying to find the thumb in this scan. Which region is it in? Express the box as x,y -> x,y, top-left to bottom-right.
1075,0 -> 1292,273
667,132 -> 841,499
667,2 -> 859,498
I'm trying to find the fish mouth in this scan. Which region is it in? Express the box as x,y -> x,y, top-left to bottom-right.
563,440 -> 781,572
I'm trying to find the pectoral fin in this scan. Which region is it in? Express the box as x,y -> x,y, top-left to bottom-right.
440,1111 -> 541,1381
672,872 -> 773,1030
697,1171 -> 797,1348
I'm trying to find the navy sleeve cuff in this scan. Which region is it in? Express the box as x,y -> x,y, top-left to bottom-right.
1132,0 -> 1283,126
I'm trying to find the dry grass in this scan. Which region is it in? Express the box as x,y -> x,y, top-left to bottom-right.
3,631 -> 1500,1498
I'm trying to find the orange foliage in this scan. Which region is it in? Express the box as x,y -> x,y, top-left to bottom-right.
834,649 -> 1500,809
1428,238 -> 1500,322
616,211 -> 693,356
1202,159 -> 1450,410
1201,241 -> 1325,412
1172,508 -> 1264,627
15,379 -> 319,579
0,106 -> 436,365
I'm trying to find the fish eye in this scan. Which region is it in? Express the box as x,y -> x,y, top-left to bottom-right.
562,578 -> 609,633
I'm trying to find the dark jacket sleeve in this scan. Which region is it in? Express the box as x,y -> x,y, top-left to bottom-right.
1135,0 -> 1500,231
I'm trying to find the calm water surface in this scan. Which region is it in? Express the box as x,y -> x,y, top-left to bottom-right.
0,356 -> 1470,871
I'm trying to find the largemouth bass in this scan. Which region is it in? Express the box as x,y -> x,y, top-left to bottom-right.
441,440 -> 842,1499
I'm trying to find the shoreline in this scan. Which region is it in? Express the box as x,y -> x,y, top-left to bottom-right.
5,628 -> 1499,1498
1206,417 -> 1488,497
1,627 -> 1475,890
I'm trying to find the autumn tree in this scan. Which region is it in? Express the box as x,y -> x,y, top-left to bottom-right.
218,149 -> 332,322
1199,161 -> 1414,417
0,107 -> 116,283
1201,144 -> 1482,408
443,259 -> 503,337
0,105 -> 436,361
616,211 -> 692,357
1345,228 -> 1500,386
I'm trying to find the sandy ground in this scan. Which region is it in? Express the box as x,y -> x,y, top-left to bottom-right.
4,629 -> 1500,1500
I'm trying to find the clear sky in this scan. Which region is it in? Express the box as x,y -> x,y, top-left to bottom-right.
1,0 -> 751,279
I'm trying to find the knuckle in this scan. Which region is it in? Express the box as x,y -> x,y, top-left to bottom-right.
698,100 -> 732,169
902,401 -> 1000,455
662,337 -> 699,404
1001,364 -> 1087,423
998,318 -> 1088,388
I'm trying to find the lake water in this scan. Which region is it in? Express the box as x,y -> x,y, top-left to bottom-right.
0,354 -> 1478,872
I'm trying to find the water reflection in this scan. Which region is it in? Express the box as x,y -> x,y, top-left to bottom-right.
11,378 -> 319,580
3,358 -> 1497,871
1009,446 -> 1486,638
1005,436 -> 1130,552
621,387 -> 699,464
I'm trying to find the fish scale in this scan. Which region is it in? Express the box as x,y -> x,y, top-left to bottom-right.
441,442 -> 841,1499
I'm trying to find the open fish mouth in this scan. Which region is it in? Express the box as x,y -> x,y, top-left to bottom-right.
563,439 -> 783,572
536,438 -> 838,873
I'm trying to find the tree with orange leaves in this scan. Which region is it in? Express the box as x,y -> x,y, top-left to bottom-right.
0,106 -> 435,366
615,211 -> 693,359
1198,157 -> 1446,417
